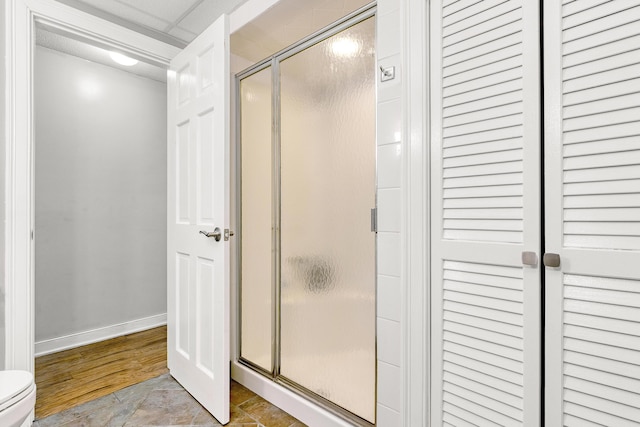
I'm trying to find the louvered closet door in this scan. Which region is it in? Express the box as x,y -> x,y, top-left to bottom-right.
544,1 -> 640,425
430,0 -> 542,425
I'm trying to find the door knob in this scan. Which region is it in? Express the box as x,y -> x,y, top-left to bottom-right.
199,227 -> 222,241
521,251 -> 538,267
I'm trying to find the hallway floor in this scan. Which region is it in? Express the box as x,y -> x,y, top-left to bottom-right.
33,373 -> 306,427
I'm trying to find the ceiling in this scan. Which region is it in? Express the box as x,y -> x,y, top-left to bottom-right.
36,27 -> 168,82
41,0 -> 373,82
53,0 -> 248,47
231,0 -> 372,68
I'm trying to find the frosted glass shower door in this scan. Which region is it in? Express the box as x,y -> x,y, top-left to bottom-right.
279,17 -> 376,423
239,67 -> 273,372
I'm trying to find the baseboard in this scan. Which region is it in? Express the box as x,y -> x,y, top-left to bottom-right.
35,313 -> 167,357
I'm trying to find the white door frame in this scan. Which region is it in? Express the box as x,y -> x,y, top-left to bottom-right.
2,0 -> 180,372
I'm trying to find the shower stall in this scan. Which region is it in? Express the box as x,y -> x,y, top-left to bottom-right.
236,8 -> 376,425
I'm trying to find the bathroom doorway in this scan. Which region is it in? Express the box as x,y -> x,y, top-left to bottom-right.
32,25 -> 168,418
236,9 -> 376,425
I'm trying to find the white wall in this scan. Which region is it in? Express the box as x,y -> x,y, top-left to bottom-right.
34,46 -> 167,348
376,0 -> 405,425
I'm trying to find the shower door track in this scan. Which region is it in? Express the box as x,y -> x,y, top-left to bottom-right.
234,4 -> 377,427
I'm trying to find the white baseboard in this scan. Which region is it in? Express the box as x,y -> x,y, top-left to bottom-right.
35,313 -> 167,357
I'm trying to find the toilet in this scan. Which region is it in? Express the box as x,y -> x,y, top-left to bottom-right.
0,371 -> 36,427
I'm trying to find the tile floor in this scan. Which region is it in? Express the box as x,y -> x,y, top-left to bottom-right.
32,373 -> 306,427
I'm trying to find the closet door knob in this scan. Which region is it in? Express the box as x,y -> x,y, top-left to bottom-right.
543,253 -> 561,268
521,251 -> 538,267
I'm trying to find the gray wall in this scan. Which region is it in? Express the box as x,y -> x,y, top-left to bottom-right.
0,2 -> 6,370
34,46 -> 167,343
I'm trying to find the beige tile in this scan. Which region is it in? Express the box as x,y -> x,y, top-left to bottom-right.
230,380 -> 257,406
240,395 -> 299,427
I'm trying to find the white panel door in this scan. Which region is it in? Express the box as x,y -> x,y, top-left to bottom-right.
167,14 -> 230,424
544,1 -> 640,425
430,0 -> 542,425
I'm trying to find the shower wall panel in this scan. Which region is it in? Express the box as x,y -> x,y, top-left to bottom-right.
239,67 -> 273,371
279,17 -> 376,423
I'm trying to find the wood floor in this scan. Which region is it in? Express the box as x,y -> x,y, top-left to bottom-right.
35,326 -> 169,419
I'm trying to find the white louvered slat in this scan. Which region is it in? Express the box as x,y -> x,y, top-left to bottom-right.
565,324 -> 640,352
445,318 -> 523,347
564,402 -> 639,427
563,4 -> 640,42
444,372 -> 522,415
444,390 -> 521,425
443,0 -> 512,30
445,351 -> 524,386
562,0 -> 611,17
563,105 -> 640,132
564,414 -> 603,427
443,195 -> 522,209
564,363 -> 640,395
444,23 -> 522,65
443,67 -> 523,99
564,151 -> 640,170
444,360 -> 523,396
443,43 -> 522,77
442,411 -> 478,427
564,33 -> 640,68
564,49 -> 640,81
444,207 -> 523,219
444,271 -> 523,293
562,1 -> 638,29
565,164 -> 640,185
443,402 -> 497,427
444,104 -> 523,129
444,310 -> 522,337
564,299 -> 640,323
564,207 -> 640,222
443,183 -> 522,198
445,300 -> 524,326
565,376 -> 640,409
563,63 -> 640,94
563,136 -> 640,156
443,55 -> 522,92
564,179 -> 640,196
444,342 -> 524,376
444,2 -> 521,40
443,90 -> 522,118
565,312 -> 640,337
444,78 -> 522,108
565,283 -> 640,307
443,172 -> 522,189
433,0 -> 540,423
443,0 -> 482,17
565,390 -> 640,425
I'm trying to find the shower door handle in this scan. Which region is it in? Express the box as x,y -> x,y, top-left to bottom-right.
199,227 -> 222,241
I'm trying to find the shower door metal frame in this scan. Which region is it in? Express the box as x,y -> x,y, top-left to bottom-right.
234,4 -> 377,426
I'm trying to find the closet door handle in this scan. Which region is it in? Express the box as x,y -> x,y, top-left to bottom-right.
521,251 -> 538,267
543,253 -> 561,268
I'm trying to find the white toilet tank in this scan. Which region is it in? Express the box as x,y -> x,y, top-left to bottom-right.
0,370 -> 37,427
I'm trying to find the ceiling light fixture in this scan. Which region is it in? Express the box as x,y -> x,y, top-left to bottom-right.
110,51 -> 138,66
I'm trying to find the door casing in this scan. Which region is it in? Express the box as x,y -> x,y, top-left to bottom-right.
2,0 -> 179,373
